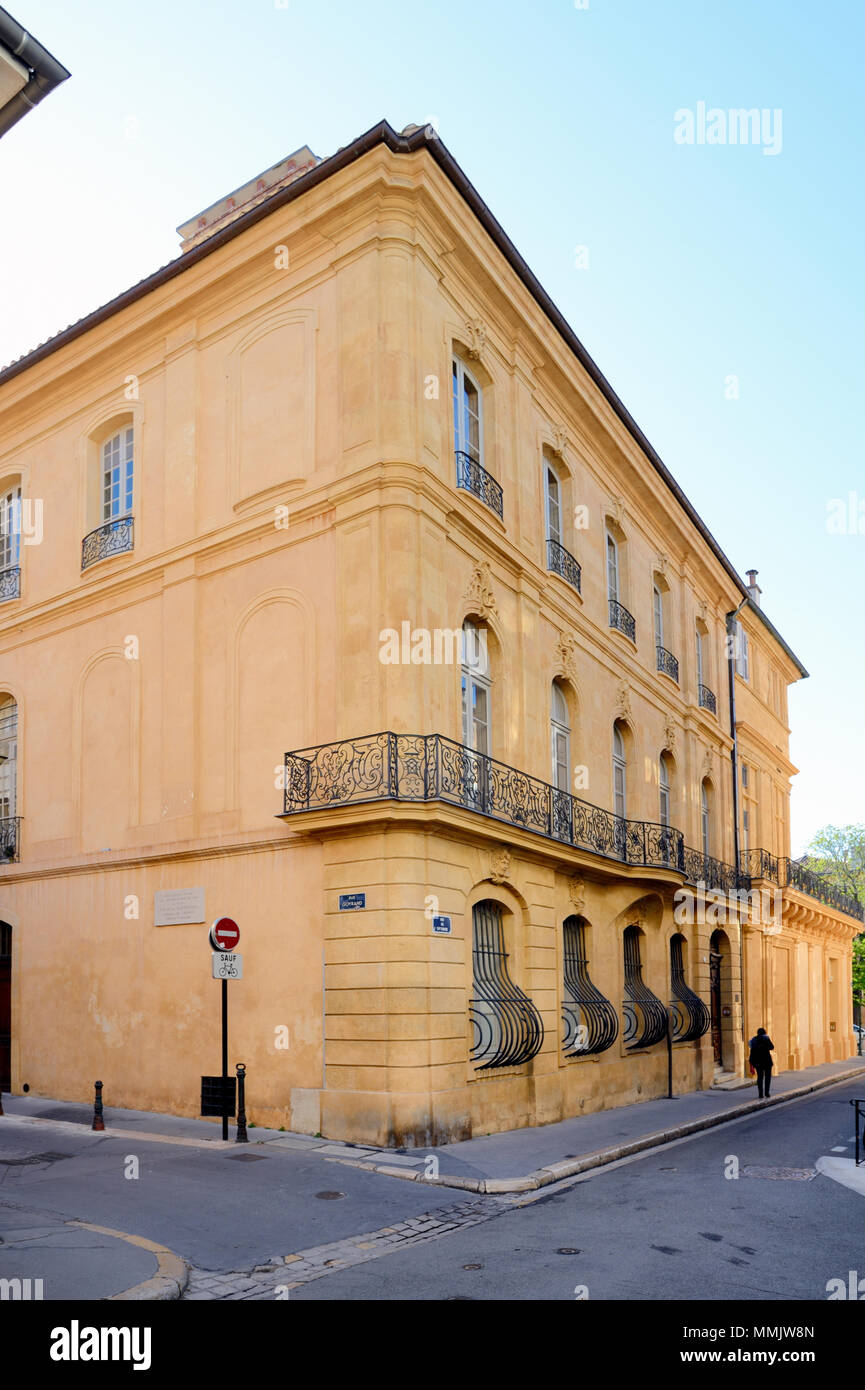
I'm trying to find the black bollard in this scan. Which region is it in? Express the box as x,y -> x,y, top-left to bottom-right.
235,1063 -> 248,1143
92,1079 -> 105,1132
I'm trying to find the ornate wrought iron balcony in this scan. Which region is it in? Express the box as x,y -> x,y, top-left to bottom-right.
656,645 -> 679,682
670,936 -> 710,1042
547,538 -> 581,593
0,565 -> 20,602
562,917 -> 618,1057
698,684 -> 717,714
82,516 -> 134,571
609,598 -> 636,641
455,451 -> 504,519
1,816 -> 20,863
470,900 -> 544,1069
281,732 -> 750,894
780,857 -> 862,919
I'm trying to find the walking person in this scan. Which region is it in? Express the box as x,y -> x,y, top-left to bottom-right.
749,1026 -> 775,1099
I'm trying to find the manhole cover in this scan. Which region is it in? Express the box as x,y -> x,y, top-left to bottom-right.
557,1247 -> 581,1255
226,1153 -> 268,1162
314,1191 -> 346,1200
462,1263 -> 483,1270
743,1166 -> 817,1181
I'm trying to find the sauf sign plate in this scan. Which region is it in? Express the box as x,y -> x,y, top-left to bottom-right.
212,952 -> 242,980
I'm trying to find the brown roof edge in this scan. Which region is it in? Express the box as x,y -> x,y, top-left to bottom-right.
0,118 -> 808,677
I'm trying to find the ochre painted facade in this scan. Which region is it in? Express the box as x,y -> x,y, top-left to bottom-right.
0,124 -> 859,1145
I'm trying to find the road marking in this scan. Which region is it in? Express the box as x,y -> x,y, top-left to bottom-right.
831,1146 -> 848,1152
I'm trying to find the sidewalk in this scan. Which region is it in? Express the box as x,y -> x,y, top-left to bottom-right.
3,1055 -> 864,1196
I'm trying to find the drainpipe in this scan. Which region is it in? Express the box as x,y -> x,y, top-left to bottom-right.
0,8 -> 70,138
726,597 -> 748,1075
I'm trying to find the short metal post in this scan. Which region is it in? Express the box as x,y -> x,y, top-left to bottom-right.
92,1079 -> 105,1132
235,1062 -> 248,1143
666,1007 -> 674,1099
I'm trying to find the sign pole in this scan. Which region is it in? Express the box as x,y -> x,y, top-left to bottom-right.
221,976 -> 228,1141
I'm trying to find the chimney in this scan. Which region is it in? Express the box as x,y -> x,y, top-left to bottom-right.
746,569 -> 762,607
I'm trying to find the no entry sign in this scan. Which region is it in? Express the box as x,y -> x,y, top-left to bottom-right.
209,917 -> 240,952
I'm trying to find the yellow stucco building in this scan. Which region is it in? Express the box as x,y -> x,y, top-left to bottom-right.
0,121 -> 860,1146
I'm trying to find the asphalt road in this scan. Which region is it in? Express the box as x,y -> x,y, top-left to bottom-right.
1,1078 -> 863,1301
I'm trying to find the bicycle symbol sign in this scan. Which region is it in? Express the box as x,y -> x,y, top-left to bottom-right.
212,952 -> 243,980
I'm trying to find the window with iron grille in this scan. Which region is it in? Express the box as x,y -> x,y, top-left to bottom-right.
622,924 -> 667,1049
669,933 -> 710,1042
470,900 -> 544,1070
562,916 -> 618,1057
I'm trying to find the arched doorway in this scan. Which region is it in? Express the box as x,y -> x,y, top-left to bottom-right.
0,921 -> 11,1093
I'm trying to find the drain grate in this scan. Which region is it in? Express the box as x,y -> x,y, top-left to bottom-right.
743,1165 -> 817,1181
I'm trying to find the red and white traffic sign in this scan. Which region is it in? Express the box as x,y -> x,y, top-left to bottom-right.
209,917 -> 240,952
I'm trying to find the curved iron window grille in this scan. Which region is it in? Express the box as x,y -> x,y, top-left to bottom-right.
0,566 -> 20,602
547,538 -> 582,593
609,598 -> 636,642
656,645 -> 679,682
455,451 -> 504,520
622,925 -> 667,1049
470,900 -> 544,1070
562,916 -> 618,1057
82,516 -> 134,571
698,684 -> 717,714
669,934 -> 710,1042
0,816 -> 20,863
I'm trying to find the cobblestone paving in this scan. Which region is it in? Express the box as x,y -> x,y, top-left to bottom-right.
182,1195 -> 512,1300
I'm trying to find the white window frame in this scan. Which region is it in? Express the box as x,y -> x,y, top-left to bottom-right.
606,532 -> 619,603
452,357 -> 483,465
735,621 -> 750,681
0,485 -> 21,571
613,724 -> 626,820
659,755 -> 670,827
0,699 -> 18,821
101,427 -> 134,523
551,682 -> 570,792
653,585 -> 664,649
701,782 -> 711,858
545,464 -> 562,546
461,620 -> 491,756
695,628 -> 705,688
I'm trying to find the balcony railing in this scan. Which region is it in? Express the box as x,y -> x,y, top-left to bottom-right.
282,731 -> 748,891
698,684 -> 717,715
609,598 -> 636,642
656,645 -> 679,682
0,565 -> 20,602
82,516 -> 134,571
455,452 -> 504,520
1,816 -> 20,863
547,538 -> 582,593
739,850 -> 862,920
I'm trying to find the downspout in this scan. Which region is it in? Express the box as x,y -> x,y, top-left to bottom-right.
726,597 -> 748,1074
0,9 -> 70,137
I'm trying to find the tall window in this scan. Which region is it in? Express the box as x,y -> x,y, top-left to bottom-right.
461,620 -> 491,756
102,427 -> 134,522
735,621 -> 750,681
452,358 -> 481,463
695,628 -> 704,688
551,682 -> 570,792
613,722 -> 627,820
743,807 -> 750,858
606,532 -> 619,602
470,900 -> 544,1069
653,585 -> 664,649
545,465 -> 561,545
659,753 -> 671,827
0,485 -> 21,571
0,698 -> 17,821
701,780 -> 711,858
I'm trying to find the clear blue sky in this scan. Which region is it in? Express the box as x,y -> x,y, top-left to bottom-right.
2,0 -> 862,853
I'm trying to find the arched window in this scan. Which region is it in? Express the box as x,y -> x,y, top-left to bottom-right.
545,465 -> 561,545
461,620 -> 491,756
606,531 -> 619,602
551,682 -> 570,792
701,779 -> 712,858
613,721 -> 627,821
622,924 -> 667,1049
659,753 -> 671,827
653,584 -> 664,649
669,934 -> 710,1042
452,357 -> 482,463
695,626 -> 705,687
470,900 -> 543,1070
101,426 -> 134,522
0,484 -> 21,571
562,916 -> 618,1057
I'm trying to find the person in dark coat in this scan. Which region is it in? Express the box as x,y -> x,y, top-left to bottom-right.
749,1026 -> 775,1098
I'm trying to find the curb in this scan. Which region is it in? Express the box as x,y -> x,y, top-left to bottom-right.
333,1063 -> 865,1195
69,1221 -> 189,1301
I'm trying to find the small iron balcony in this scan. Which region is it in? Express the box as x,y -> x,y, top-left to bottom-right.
698,684 -> 717,714
656,645 -> 679,682
82,516 -> 134,571
609,599 -> 636,641
1,816 -> 20,863
547,538 -> 581,593
455,452 -> 503,520
0,565 -> 20,602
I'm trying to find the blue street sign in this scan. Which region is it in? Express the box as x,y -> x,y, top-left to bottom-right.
339,893 -> 366,911
432,916 -> 452,935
